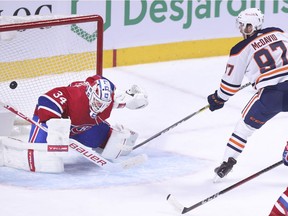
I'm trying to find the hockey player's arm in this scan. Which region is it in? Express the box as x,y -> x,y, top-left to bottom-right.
113,85 -> 148,110
208,53 -> 246,111
36,88 -> 68,122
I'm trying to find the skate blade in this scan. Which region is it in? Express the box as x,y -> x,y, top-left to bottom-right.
213,174 -> 222,183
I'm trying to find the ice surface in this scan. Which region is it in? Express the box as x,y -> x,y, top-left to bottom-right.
0,56 -> 287,216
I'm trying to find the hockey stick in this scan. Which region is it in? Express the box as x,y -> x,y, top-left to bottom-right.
0,101 -> 147,171
167,160 -> 283,214
133,105 -> 209,150
133,82 -> 251,150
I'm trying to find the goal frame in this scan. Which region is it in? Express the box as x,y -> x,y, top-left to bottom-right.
0,14 -> 104,76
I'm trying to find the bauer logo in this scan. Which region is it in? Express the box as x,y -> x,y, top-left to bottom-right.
70,124 -> 94,135
69,142 -> 107,166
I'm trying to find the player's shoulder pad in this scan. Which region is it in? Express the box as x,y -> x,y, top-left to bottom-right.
261,27 -> 284,33
230,27 -> 284,56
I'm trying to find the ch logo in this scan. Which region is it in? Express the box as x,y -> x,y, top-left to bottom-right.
71,125 -> 93,134
70,0 -> 112,42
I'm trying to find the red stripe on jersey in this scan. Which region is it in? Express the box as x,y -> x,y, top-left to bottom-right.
29,122 -> 40,143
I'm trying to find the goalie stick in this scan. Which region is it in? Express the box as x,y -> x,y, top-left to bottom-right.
133,82 -> 251,150
0,101 -> 147,171
167,160 -> 283,214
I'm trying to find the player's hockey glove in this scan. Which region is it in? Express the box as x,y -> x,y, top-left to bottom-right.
207,90 -> 226,111
283,142 -> 288,166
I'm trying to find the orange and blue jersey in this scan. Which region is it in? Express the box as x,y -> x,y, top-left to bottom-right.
217,27 -> 288,101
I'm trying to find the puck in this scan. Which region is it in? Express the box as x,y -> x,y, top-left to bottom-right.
9,81 -> 18,89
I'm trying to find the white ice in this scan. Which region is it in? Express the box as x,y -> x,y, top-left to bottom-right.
1,56 -> 287,216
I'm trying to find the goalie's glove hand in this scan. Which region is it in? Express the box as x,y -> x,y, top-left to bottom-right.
125,85 -> 148,110
207,90 -> 226,111
283,142 -> 288,166
126,85 -> 145,96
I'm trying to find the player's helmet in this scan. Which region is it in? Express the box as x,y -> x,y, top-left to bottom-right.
236,8 -> 264,36
86,79 -> 112,115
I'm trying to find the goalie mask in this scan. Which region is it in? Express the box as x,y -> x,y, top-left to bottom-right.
86,79 -> 112,117
236,8 -> 264,36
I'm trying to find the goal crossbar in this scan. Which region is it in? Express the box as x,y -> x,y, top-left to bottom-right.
0,14 -> 104,75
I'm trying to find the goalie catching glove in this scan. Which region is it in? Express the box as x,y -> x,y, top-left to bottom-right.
114,85 -> 148,110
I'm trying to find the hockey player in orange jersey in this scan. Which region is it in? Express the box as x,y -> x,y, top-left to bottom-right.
206,8 -> 288,179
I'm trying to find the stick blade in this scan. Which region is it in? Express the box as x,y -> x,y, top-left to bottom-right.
166,194 -> 185,214
120,154 -> 148,169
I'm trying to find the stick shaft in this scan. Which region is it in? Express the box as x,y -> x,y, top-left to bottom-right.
134,82 -> 251,150
182,160 -> 283,214
1,102 -> 48,132
133,105 -> 209,150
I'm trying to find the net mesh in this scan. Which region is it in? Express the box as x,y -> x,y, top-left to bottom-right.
0,15 -> 103,119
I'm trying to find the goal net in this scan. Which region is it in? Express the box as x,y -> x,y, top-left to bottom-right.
0,15 -> 103,122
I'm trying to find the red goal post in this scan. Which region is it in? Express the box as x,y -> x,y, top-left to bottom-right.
0,14 -> 104,121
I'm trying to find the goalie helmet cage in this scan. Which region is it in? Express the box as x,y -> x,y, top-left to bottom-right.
0,14 -> 103,122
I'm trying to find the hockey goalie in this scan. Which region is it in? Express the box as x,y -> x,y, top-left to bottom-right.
0,74 -> 148,173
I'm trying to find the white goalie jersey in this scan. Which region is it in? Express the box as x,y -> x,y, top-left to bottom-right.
217,27 -> 288,101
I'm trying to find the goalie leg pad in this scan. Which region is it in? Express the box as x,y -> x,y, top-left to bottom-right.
120,130 -> 138,156
46,118 -> 71,145
0,108 -> 15,136
0,137 -> 64,173
101,124 -> 138,160
101,125 -> 130,160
